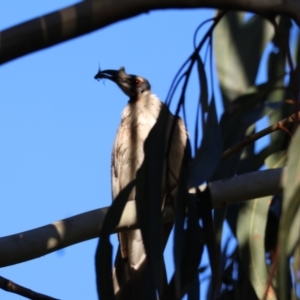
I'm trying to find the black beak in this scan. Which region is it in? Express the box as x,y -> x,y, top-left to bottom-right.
94,69 -> 120,82
94,67 -> 137,97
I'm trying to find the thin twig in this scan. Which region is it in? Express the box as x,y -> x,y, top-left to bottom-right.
0,276 -> 59,300
277,123 -> 293,138
221,111 -> 300,160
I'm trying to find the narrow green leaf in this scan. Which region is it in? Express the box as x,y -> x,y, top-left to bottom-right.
222,82 -> 281,146
266,17 -> 293,167
237,196 -> 276,300
267,17 -> 291,101
264,153 -> 286,261
291,244 -> 300,299
214,12 -> 274,105
278,126 -> 300,300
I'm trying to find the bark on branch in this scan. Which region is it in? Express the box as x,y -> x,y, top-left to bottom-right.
0,0 -> 299,65
0,168 -> 283,268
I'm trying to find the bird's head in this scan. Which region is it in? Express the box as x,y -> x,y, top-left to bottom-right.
94,67 -> 151,100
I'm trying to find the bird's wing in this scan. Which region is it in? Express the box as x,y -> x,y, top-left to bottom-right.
164,114 -> 190,198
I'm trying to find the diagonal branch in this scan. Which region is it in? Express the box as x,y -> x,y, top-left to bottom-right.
0,168 -> 283,268
0,0 -> 300,65
221,110 -> 300,160
0,275 -> 59,300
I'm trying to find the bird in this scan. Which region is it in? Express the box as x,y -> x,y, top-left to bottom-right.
94,67 -> 190,300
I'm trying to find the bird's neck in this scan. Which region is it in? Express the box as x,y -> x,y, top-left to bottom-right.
121,92 -> 164,123
128,90 -> 150,103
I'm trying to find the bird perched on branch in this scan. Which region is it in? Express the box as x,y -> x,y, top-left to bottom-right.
95,67 -> 189,300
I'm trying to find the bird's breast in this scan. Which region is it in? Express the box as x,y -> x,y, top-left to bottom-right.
112,102 -> 161,200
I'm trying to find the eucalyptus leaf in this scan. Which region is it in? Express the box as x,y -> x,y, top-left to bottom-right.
278,126 -> 300,299
95,180 -> 135,299
95,236 -> 114,300
170,193 -> 203,299
197,188 -> 220,298
237,196 -> 276,299
214,12 -> 274,106
189,98 -> 222,187
172,134 -> 193,298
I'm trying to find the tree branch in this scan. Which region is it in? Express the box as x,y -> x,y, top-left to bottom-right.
0,275 -> 59,300
0,0 -> 299,65
221,111 -> 299,160
0,168 -> 283,268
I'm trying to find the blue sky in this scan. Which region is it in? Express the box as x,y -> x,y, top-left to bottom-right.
0,1 -> 216,299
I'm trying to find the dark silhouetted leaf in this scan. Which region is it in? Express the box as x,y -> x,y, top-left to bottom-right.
187,272 -> 200,300
190,97 -> 222,187
135,106 -> 176,298
196,53 -> 209,113
95,181 -> 135,300
265,195 -> 282,253
170,193 -> 203,299
197,188 -> 221,298
172,133 -> 193,299
95,236 -> 114,300
194,53 -> 209,154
